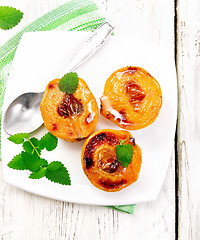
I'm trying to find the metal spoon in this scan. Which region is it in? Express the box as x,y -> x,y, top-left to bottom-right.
3,22 -> 114,135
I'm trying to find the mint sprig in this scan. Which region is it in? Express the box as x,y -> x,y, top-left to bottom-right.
59,72 -> 79,94
0,6 -> 23,30
7,132 -> 71,186
115,139 -> 133,168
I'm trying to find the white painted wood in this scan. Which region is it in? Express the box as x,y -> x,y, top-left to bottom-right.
0,0 -> 175,239
177,0 -> 200,239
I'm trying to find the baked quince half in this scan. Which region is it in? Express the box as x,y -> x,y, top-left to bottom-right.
100,66 -> 162,130
81,129 -> 142,192
40,74 -> 99,142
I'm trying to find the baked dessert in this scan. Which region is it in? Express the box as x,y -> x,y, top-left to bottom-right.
81,129 -> 142,192
100,66 -> 162,130
40,77 -> 99,142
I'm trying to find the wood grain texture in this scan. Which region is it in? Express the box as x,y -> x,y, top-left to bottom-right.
177,0 -> 200,239
0,0 -> 175,239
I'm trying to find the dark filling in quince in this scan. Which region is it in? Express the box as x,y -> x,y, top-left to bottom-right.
125,80 -> 146,109
57,94 -> 83,118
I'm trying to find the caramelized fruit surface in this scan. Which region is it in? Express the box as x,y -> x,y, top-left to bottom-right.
100,66 -> 162,130
40,78 -> 99,142
81,129 -> 142,192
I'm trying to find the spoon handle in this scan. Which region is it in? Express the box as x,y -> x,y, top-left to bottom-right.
58,22 -> 114,77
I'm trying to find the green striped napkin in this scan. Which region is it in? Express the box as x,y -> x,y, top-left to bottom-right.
0,0 -> 135,214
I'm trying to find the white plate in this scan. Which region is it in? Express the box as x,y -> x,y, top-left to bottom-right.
1,31 -> 177,205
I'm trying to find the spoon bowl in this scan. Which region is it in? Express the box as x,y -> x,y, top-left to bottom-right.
3,92 -> 44,135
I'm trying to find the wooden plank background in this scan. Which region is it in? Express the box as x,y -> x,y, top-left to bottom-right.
0,0 -> 198,238
177,0 -> 200,239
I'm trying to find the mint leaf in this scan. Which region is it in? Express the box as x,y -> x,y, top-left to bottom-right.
8,133 -> 29,144
40,158 -> 48,167
45,161 -> 71,185
46,161 -> 63,171
23,137 -> 41,155
21,151 -> 41,172
39,132 -> 58,151
59,72 -> 79,94
115,144 -> 133,167
0,6 -> 23,30
29,167 -> 46,179
7,153 -> 27,170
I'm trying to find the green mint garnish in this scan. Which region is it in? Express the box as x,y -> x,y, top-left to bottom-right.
7,132 -> 71,186
115,139 -> 133,168
0,6 -> 23,30
39,132 -> 58,151
21,151 -> 41,172
23,137 -> 41,155
29,168 -> 46,179
58,72 -> 79,94
46,161 -> 63,171
45,161 -> 71,185
8,133 -> 30,144
40,158 -> 48,167
7,153 -> 27,170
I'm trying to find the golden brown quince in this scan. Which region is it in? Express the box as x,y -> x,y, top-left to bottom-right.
81,129 -> 142,192
100,66 -> 162,130
40,78 -> 99,142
